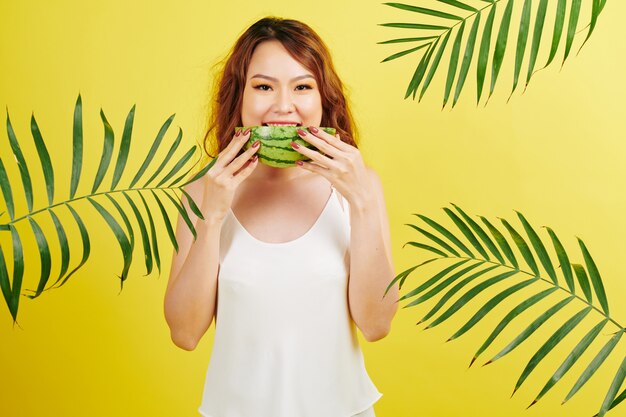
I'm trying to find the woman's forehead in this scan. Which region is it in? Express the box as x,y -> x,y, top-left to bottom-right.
247,40 -> 314,81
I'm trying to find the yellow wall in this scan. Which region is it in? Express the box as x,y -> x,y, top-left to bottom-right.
1,1 -> 625,416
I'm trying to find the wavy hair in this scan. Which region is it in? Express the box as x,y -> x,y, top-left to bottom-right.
200,16 -> 359,160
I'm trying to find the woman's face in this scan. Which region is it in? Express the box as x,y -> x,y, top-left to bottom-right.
241,40 -> 322,128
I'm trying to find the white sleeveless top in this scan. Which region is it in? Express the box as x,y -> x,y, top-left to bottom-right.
198,184 -> 382,417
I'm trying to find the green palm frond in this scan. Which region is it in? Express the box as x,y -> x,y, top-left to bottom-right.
387,204 -> 625,416
0,94 -> 215,324
378,0 -> 608,107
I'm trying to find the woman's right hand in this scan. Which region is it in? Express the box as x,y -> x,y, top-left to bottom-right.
201,128 -> 260,221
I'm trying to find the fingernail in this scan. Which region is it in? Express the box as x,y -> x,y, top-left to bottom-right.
296,160 -> 303,166
244,128 -> 251,135
297,128 -> 306,137
235,130 -> 241,137
291,141 -> 300,149
253,140 -> 260,147
309,126 -> 319,134
251,155 -> 258,162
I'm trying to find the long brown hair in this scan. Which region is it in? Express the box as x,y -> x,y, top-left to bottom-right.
200,16 -> 359,160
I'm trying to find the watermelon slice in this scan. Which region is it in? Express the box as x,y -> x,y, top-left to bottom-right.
235,126 -> 336,168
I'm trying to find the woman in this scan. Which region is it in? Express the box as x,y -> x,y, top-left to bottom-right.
164,16 -> 398,417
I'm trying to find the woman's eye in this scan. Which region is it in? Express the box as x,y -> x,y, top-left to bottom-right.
253,84 -> 313,91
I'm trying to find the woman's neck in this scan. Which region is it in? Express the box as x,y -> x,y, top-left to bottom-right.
248,162 -> 315,182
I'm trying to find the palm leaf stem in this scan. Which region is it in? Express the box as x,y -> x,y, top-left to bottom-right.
420,255 -> 624,332
382,1 -> 502,80
424,1 -> 501,53
0,185 -> 196,229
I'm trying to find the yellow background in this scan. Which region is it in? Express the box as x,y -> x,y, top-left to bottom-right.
1,1 -> 626,416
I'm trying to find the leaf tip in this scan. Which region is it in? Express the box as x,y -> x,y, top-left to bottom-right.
468,356 -> 477,368
526,400 -> 537,410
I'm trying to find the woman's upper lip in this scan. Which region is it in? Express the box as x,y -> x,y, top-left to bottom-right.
263,121 -> 302,125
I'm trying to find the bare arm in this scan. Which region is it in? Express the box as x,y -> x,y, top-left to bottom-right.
164,129 -> 260,351
163,178 -> 224,351
348,167 -> 398,342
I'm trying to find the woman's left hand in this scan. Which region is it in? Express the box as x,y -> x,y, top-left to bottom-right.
291,126 -> 370,206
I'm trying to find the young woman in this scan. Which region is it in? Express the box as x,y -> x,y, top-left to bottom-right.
164,16 -> 398,417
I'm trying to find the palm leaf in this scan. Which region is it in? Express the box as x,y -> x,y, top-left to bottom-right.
531,319 -> 608,406
480,215 -> 518,268
30,114 -> 55,205
470,287 -> 557,367
579,237 -> 609,314
453,12 -> 480,107
594,386 -> 626,416
397,205 -> 624,415
0,94 -> 210,321
0,158 -> 15,220
581,0 -> 607,53
404,41 -> 438,99
146,127 -> 184,187
91,109 -> 115,194
451,203 -> 504,264
563,332 -> 623,404
598,357 -> 626,417
517,211 -> 557,284
443,19 -> 465,108
490,0 -> 514,100
449,277 -> 538,342
128,114 -> 175,188
419,264 -> 500,323
425,269 -> 519,330
476,2 -> 496,103
402,260 -> 482,307
395,259 -> 470,301
121,191 -> 153,276
485,296 -> 575,365
70,94 -> 83,199
6,112 -> 34,213
545,226 -> 575,292
111,104 -> 135,190
500,217 -> 539,276
526,0 -> 549,87
509,0 -> 532,99
379,0 -> 608,106
405,223 -> 460,256
444,207 -> 488,259
563,0 -> 583,65
544,0 -> 567,69
512,306 -> 592,396
419,32 -> 449,101
137,190 -> 162,274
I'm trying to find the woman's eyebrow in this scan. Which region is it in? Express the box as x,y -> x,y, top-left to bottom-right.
250,74 -> 315,82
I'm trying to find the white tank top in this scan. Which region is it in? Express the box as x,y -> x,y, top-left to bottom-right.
198,184 -> 382,417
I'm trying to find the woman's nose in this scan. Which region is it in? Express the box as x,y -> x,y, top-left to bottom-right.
274,89 -> 295,113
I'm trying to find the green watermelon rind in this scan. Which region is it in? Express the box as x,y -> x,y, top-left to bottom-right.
235,126 -> 336,168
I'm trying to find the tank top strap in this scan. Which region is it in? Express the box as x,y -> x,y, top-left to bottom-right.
330,184 -> 350,224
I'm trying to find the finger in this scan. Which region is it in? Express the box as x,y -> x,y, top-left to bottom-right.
308,126 -> 353,152
297,160 -> 330,177
291,140 -> 337,168
214,128 -> 251,170
223,140 -> 261,177
296,128 -> 342,159
233,154 -> 259,182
